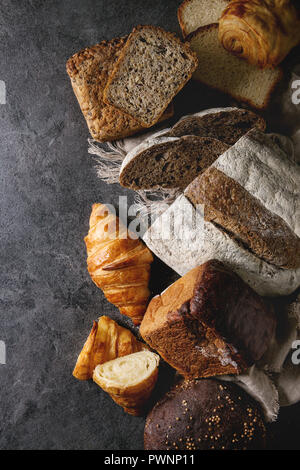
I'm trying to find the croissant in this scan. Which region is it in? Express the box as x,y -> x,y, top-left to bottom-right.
93,350 -> 160,415
73,315 -> 146,380
85,203 -> 154,325
218,0 -> 300,68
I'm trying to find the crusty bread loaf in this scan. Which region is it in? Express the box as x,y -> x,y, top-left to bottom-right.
186,166 -> 300,269
185,129 -> 300,269
178,0 -> 230,37
119,135 -> 228,190
66,37 -> 173,142
144,378 -> 267,450
103,25 -> 198,127
187,23 -> 282,109
142,195 -> 300,297
140,260 -> 276,379
119,107 -> 266,190
164,107 -> 266,145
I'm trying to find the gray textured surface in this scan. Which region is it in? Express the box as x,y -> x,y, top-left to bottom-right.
0,0 -> 299,450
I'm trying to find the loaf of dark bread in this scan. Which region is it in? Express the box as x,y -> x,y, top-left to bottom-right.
144,378 -> 267,450
184,130 -> 300,270
140,260 -> 276,378
186,166 -> 300,269
165,108 -> 266,145
120,136 -> 229,190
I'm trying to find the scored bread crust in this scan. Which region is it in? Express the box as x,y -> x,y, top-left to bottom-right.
186,23 -> 283,110
103,25 -> 198,128
178,0 -> 230,37
119,135 -> 228,190
66,37 -> 174,142
142,195 -> 300,297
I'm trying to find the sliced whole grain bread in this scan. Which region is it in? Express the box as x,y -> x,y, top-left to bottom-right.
119,135 -> 229,190
103,25 -> 198,128
178,0 -> 230,37
66,37 -> 174,142
187,24 -> 282,109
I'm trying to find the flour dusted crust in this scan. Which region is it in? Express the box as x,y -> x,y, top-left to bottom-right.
212,130 -> 300,236
142,195 -> 300,296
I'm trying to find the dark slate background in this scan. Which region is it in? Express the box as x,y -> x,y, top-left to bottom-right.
0,0 -> 299,450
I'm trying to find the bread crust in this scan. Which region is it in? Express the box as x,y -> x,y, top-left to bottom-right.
140,260 -> 276,379
186,166 -> 300,269
186,23 -> 283,110
103,25 -> 198,127
66,37 -> 173,142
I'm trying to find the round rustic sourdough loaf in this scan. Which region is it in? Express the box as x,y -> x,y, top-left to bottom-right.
142,129 -> 300,296
144,378 -> 267,450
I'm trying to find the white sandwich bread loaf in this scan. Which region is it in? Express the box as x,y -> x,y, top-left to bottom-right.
178,0 -> 230,37
187,24 -> 282,109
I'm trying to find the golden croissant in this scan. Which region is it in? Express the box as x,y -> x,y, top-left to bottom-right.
85,203 -> 154,325
93,350 -> 160,416
219,0 -> 300,68
73,315 -> 147,380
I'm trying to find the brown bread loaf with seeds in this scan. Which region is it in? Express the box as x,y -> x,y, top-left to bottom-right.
144,378 -> 267,450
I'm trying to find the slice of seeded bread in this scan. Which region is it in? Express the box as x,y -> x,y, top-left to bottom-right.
178,0 -> 230,37
66,37 -> 174,142
119,135 -> 229,190
103,25 -> 198,128
187,24 -> 282,109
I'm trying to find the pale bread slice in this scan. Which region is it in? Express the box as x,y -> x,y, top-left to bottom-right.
178,0 -> 230,37
187,24 -> 282,109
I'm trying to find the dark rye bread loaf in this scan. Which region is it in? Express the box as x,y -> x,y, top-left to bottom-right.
120,136 -> 229,190
165,108 -> 266,145
66,37 -> 174,142
140,260 -> 276,378
185,166 -> 300,269
119,107 -> 265,190
144,378 -> 267,450
103,25 -> 198,127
